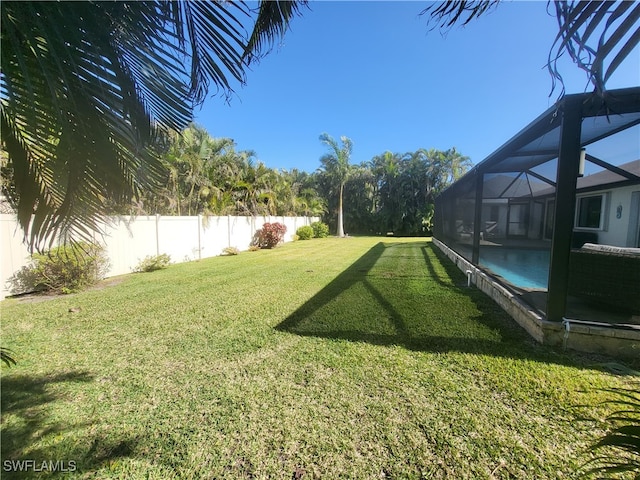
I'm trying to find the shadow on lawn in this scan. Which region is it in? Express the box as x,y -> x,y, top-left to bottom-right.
277,241 -> 566,361
1,371 -> 139,479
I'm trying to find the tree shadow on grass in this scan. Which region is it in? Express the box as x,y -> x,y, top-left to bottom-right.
1,371 -> 139,479
276,241 -> 584,364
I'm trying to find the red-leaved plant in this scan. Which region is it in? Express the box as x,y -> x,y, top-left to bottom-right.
257,222 -> 287,248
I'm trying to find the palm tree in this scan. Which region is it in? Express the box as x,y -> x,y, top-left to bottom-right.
318,133 -> 353,237
441,147 -> 472,186
240,161 -> 277,216
180,125 -> 213,216
162,124 -> 218,216
1,1 -> 306,250
423,1 -> 640,97
292,170 -> 327,217
342,163 -> 377,234
371,151 -> 403,234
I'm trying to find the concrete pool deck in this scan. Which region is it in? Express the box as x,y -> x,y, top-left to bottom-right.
433,238 -> 640,359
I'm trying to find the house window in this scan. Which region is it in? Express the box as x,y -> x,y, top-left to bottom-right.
576,194 -> 607,229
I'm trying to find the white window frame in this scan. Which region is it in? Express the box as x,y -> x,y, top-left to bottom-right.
575,192 -> 609,231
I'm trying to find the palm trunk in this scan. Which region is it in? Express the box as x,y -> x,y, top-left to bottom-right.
175,184 -> 181,216
187,181 -> 196,216
337,182 -> 345,237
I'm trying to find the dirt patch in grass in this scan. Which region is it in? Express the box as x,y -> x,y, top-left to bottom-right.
10,276 -> 126,304
88,276 -> 127,291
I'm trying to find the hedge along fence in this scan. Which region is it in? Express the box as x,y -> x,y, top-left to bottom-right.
0,214 -> 319,299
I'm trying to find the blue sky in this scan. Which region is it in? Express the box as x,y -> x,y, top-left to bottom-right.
195,1 -> 640,173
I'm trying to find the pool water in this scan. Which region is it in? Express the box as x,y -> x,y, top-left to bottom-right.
479,248 -> 550,289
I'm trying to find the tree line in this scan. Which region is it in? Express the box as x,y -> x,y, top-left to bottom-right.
317,135 -> 471,236
124,124 -> 325,219
113,126 -> 471,237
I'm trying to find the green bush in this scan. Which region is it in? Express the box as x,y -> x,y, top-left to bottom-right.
311,221 -> 330,238
9,242 -> 109,294
296,225 -> 314,240
134,253 -> 171,272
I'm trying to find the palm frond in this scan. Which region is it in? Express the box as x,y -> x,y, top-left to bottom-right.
244,1 -> 309,63
177,1 -> 249,101
583,384 -> 640,478
421,1 -> 500,29
1,1 -> 301,250
548,1 -> 639,96
1,347 -> 17,367
1,2 -> 179,249
422,1 -> 640,98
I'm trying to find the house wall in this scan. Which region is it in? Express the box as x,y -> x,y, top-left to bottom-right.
575,184 -> 640,247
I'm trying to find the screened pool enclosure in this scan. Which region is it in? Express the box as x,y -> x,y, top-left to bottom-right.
434,87 -> 640,327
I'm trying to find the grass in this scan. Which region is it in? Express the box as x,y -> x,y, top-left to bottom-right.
1,237 -> 638,479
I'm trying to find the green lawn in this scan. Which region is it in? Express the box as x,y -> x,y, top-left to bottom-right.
1,237 -> 637,479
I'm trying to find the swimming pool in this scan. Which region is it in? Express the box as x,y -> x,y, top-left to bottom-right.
479,248 -> 550,289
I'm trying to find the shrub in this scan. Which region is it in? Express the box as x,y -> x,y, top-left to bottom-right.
296,225 -> 314,240
222,246 -> 240,256
134,253 -> 171,272
311,221 -> 330,238
248,245 -> 261,252
257,222 -> 287,248
9,242 -> 109,294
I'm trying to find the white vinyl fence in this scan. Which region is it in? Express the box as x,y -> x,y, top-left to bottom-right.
0,214 -> 319,299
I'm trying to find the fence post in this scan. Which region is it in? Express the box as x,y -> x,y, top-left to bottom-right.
197,214 -> 202,260
227,215 -> 231,248
155,214 -> 160,256
251,216 -> 255,245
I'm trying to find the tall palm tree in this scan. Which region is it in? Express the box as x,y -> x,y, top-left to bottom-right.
424,1 -> 640,97
1,0 -> 306,249
318,133 -> 353,237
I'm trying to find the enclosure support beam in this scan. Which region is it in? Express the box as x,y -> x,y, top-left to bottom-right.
472,172 -> 484,264
547,96 -> 583,321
